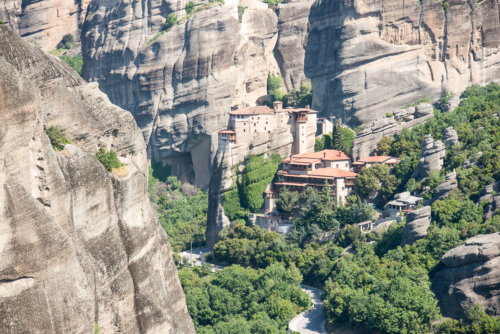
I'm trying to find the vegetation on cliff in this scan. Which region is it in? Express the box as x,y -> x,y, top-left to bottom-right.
266,74 -> 313,109
46,125 -> 71,151
148,166 -> 208,250
314,126 -> 355,155
223,153 -> 282,220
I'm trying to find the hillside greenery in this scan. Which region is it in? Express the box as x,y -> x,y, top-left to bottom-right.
211,83 -> 500,333
148,165 -> 208,250
178,263 -> 311,334
223,153 -> 282,220
59,53 -> 83,75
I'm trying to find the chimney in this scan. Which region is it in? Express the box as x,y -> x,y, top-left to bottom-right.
324,152 -> 326,158
306,105 -> 310,110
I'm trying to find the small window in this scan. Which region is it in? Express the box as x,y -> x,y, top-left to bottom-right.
336,164 -> 339,168
346,163 -> 348,167
244,123 -> 246,125
244,129 -> 246,132
258,117 -> 260,120
252,117 -> 254,120
255,130 -> 257,133
266,121 -> 268,124
264,127 -> 266,131
254,123 -> 256,126
342,187 -> 344,191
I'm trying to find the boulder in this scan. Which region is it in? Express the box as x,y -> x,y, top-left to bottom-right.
463,152 -> 482,169
432,170 -> 458,200
444,96 -> 461,112
411,135 -> 446,180
400,206 -> 432,246
478,181 -> 500,203
483,196 -> 500,220
442,127 -> 459,146
415,103 -> 434,118
433,233 -> 500,318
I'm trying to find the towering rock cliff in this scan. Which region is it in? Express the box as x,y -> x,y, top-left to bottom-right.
274,0 -> 314,92
0,25 -> 195,334
81,0 -> 279,188
0,0 -> 90,51
305,0 -> 500,126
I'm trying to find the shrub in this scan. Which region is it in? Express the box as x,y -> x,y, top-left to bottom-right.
238,5 -> 246,23
46,126 -> 71,151
0,21 -> 4,25
58,34 -> 75,50
185,1 -> 195,14
167,176 -> 181,190
59,54 -> 83,75
386,113 -> 393,118
164,13 -> 178,31
95,148 -> 124,171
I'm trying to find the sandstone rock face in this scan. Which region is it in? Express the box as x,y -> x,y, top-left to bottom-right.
444,96 -> 462,112
81,0 -> 279,188
443,127 -> 459,146
305,0 -> 500,126
274,0 -> 314,92
483,196 -> 500,220
432,170 -> 458,200
0,26 -> 195,334
478,181 -> 500,203
0,0 -> 91,51
411,135 -> 445,180
433,233 -> 500,318
400,206 -> 432,246
351,110 -> 433,160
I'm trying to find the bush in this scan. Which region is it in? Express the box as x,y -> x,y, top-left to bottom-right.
238,5 -> 246,23
185,1 -> 195,14
386,113 -> 393,118
59,53 -> 83,75
167,176 -> 181,190
58,34 -> 75,50
46,126 -> 71,151
164,13 -> 178,31
95,148 -> 124,171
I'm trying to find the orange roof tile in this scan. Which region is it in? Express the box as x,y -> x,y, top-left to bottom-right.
284,150 -> 351,162
308,168 -> 358,178
357,156 -> 392,163
218,129 -> 236,134
229,106 -> 275,115
288,158 -> 321,165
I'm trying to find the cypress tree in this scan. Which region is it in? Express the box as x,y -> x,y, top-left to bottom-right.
331,124 -> 346,153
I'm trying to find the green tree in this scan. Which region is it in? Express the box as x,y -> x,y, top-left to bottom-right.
350,197 -> 375,223
275,186 -> 299,216
331,124 -> 346,153
377,136 -> 393,156
167,175 -> 182,190
58,34 -> 74,49
164,13 -> 178,31
406,178 -> 416,193
185,1 -> 195,14
356,168 -> 380,197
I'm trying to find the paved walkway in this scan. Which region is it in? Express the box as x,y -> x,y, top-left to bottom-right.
289,285 -> 327,334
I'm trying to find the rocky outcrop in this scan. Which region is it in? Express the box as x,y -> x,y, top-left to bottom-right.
0,25 -> 195,334
350,108 -> 433,160
483,196 -> 500,220
400,206 -> 432,246
433,170 -> 458,200
81,0 -> 279,188
442,127 -> 459,147
444,96 -> 462,112
305,0 -> 500,126
274,0 -> 314,92
433,233 -> 500,318
463,152 -> 482,169
478,181 -> 500,203
0,0 -> 90,51
411,135 -> 445,180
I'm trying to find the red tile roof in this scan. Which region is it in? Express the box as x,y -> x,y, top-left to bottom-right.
218,129 -> 236,134
288,158 -> 321,165
229,106 -> 275,115
357,156 -> 392,163
308,168 -> 358,178
283,150 -> 351,163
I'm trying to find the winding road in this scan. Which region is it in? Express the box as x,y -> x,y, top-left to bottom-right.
289,285 -> 327,334
180,248 -> 327,334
